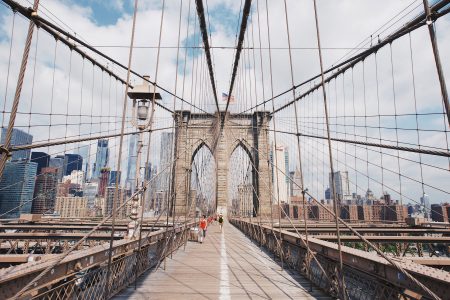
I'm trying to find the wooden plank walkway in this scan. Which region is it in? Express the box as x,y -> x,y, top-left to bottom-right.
115,222 -> 331,300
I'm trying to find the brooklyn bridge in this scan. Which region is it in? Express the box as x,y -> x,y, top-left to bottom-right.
0,0 -> 449,299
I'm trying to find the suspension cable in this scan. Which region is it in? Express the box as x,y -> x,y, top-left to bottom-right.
103,0 -> 139,297
224,0 -> 252,114
195,0 -> 219,112
0,0 -> 39,179
312,0 -> 347,297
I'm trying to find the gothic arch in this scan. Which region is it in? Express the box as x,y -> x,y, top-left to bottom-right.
172,111 -> 272,218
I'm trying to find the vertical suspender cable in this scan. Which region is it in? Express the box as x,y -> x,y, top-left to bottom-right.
264,0 -> 283,269
311,0 -> 347,298
282,0 -> 312,290
104,0 -> 139,298
256,0 -> 273,241
169,0 -> 184,257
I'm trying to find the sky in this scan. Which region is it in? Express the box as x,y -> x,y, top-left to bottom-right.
0,0 -> 449,206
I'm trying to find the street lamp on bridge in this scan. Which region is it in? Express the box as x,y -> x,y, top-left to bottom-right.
126,75 -> 161,238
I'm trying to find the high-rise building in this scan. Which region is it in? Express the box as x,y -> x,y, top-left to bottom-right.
109,170 -> 121,186
1,128 -> 33,161
57,180 -> 71,197
309,205 -> 334,221
49,156 -> 65,181
144,162 -> 153,181
64,154 -> 83,176
238,184 -> 253,217
74,145 -> 90,181
98,168 -> 110,197
329,171 -> 351,203
431,204 -> 450,223
0,161 -> 37,218
62,170 -> 84,187
105,186 -> 126,218
357,205 -> 373,221
159,132 -> 173,191
365,188 -> 374,205
271,144 -> 289,203
84,182 -> 99,208
340,205 -> 358,221
325,187 -> 331,201
32,167 -> 58,214
54,196 -> 88,218
420,193 -> 431,219
92,139 -> 109,179
125,134 -> 138,192
291,168 -> 302,196
382,205 -> 408,222
284,147 -> 289,185
31,152 -> 50,175
289,171 -> 295,196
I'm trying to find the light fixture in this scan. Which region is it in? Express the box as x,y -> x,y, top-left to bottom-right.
137,100 -> 149,120
127,75 -> 162,129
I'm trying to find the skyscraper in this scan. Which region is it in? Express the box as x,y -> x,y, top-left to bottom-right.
84,181 -> 99,209
31,152 -> 50,175
284,147 -> 289,184
0,161 -> 37,218
64,154 -> 83,176
105,186 -> 125,218
329,171 -> 351,203
238,184 -> 253,217
291,168 -> 302,197
421,193 -> 431,219
271,144 -> 289,204
98,168 -> 110,197
75,144 -> 90,181
92,139 -> 109,179
1,128 -> 33,161
32,167 -> 58,214
159,132 -> 173,191
125,134 -> 138,191
49,156 -> 65,181
109,170 -> 121,186
144,162 -> 152,181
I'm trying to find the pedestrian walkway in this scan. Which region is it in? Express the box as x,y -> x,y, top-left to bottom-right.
115,222 -> 330,299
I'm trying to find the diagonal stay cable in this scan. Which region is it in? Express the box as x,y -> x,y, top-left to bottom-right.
235,0 -> 450,116
1,0 -> 211,117
224,0 -> 252,115
195,0 -> 219,113
10,157 -> 180,299
265,128 -> 450,157
238,136 -> 441,300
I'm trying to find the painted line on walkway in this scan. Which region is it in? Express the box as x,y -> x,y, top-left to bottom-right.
220,231 -> 231,300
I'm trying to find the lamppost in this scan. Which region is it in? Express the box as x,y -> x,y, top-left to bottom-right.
126,75 -> 161,238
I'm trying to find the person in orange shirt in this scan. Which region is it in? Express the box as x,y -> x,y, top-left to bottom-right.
199,215 -> 207,243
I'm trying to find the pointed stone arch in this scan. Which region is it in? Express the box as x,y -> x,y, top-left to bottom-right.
228,139 -> 259,217
172,110 -> 272,217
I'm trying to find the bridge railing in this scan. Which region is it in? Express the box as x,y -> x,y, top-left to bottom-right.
230,218 -> 449,300
0,222 -> 194,299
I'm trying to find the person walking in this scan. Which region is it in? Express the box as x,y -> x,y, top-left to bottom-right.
218,214 -> 224,232
199,215 -> 207,243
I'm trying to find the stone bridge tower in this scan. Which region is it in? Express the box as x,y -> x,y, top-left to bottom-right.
172,111 -> 272,218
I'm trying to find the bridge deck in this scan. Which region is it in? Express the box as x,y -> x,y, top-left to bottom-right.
115,222 -> 330,299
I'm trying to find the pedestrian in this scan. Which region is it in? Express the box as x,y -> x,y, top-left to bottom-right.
199,215 -> 207,243
218,214 -> 224,232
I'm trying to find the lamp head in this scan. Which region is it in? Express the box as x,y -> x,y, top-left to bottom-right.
127,75 -> 162,100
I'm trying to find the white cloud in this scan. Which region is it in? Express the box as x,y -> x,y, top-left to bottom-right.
0,0 -> 448,205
